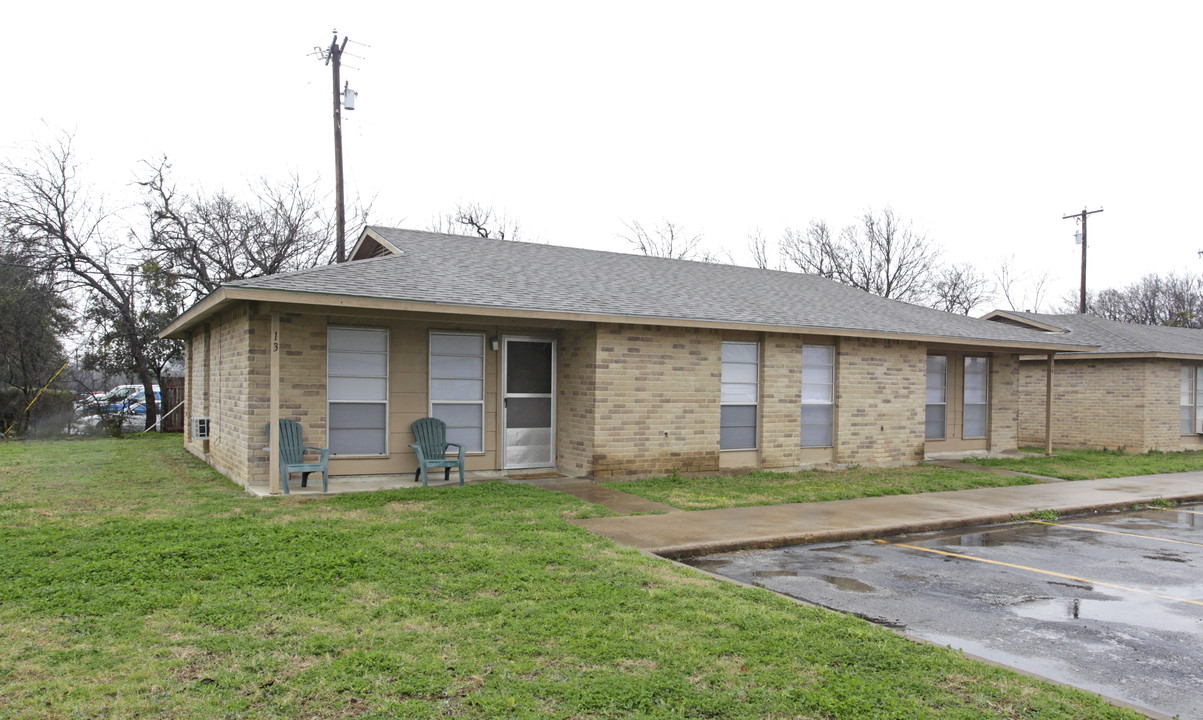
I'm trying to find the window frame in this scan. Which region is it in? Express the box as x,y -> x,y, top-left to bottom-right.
720,341 -> 759,451
962,356 -> 990,439
429,331 -> 486,454
1180,365 -> 1203,436
800,344 -> 835,448
925,355 -> 948,441
327,326 -> 390,458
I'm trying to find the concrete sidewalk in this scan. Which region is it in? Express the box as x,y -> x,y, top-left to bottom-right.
570,472 -> 1203,558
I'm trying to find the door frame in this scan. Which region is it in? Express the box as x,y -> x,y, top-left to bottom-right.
500,335 -> 557,469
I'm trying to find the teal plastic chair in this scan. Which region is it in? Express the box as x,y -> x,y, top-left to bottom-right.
410,417 -> 465,487
265,419 -> 330,494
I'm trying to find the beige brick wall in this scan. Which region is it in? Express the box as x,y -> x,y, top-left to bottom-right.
835,338 -> 926,465
988,353 -> 1020,452
1017,357 -> 1188,451
181,301 -> 1027,485
760,333 -> 837,468
183,304 -> 256,486
590,324 -> 722,477
556,326 -> 596,474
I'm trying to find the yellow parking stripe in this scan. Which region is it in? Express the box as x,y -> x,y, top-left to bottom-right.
1145,506 -> 1203,517
873,539 -> 1203,607
1029,520 -> 1203,548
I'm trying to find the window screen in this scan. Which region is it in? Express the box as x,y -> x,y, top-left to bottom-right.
925,356 -> 947,440
1182,366 -> 1203,435
430,332 -> 484,452
720,341 -> 758,450
801,345 -> 834,447
963,357 -> 989,438
328,327 -> 388,456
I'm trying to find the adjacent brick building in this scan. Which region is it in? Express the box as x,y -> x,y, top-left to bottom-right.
984,311 -> 1203,452
161,228 -> 1092,493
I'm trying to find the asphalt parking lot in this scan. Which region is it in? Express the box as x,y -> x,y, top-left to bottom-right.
686,503 -> 1203,719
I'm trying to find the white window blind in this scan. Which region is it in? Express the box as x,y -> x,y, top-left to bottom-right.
801,345 -> 834,447
925,356 -> 947,440
720,341 -> 758,450
1181,366 -> 1203,435
328,327 -> 389,456
430,332 -> 484,452
963,357 -> 989,438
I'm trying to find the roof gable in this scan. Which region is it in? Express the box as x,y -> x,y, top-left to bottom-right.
984,310 -> 1203,357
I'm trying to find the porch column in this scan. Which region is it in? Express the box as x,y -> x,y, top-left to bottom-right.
1044,352 -> 1054,456
269,311 -> 281,494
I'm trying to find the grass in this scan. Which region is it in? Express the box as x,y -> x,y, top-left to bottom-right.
600,465 -> 1045,511
0,436 -> 1142,719
962,447 -> 1203,481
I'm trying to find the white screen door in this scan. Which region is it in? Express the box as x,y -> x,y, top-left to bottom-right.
502,337 -> 555,468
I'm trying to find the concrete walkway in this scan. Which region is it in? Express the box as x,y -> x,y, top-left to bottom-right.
570,472 -> 1203,558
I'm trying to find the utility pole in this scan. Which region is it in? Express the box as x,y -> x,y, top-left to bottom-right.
326,31 -> 349,263
1063,207 -> 1103,314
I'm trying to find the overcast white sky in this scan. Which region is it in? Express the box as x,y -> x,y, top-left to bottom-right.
5,1 -> 1202,313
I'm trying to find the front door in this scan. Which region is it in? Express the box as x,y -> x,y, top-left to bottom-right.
502,337 -> 555,469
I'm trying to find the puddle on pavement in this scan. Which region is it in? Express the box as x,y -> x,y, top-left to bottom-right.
753,570 -> 798,578
1010,592 -> 1203,634
821,575 -> 875,593
687,557 -> 732,573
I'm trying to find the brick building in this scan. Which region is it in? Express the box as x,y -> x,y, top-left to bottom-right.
161,228 -> 1090,493
984,310 -> 1203,452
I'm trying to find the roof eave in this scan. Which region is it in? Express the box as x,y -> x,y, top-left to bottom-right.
1019,351 -> 1203,362
159,286 -> 1097,352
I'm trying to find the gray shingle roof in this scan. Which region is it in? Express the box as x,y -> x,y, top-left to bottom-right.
219,227 -> 1094,349
995,311 -> 1203,357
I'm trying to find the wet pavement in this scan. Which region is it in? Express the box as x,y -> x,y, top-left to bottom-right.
686,503 -> 1203,719
574,472 -> 1203,556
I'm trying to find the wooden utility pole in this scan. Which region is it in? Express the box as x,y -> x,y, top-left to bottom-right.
327,32 -> 350,263
1062,207 -> 1103,314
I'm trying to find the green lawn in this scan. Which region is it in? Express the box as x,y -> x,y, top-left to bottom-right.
962,447 -> 1203,481
601,465 -> 1044,511
0,436 -> 1140,719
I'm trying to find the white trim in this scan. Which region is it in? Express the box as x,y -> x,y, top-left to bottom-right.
720,340 -> 759,451
429,331 -> 486,454
327,326 -> 390,457
801,344 -> 835,448
925,354 -> 948,441
501,336 -> 557,469
962,355 -> 990,439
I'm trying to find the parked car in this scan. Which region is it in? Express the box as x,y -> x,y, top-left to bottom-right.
76,385 -> 160,416
72,401 -> 148,434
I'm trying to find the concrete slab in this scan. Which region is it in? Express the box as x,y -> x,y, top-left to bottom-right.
245,472 -> 474,497
572,472 -> 1203,557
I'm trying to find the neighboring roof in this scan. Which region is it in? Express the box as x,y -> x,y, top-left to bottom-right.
983,310 -> 1203,359
162,227 -> 1094,352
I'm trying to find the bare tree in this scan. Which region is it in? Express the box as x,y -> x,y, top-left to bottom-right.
620,219 -> 722,262
780,209 -> 940,304
0,135 -> 172,429
430,202 -> 521,241
1065,272 -> 1203,328
746,228 -> 784,270
140,159 -> 349,300
781,221 -> 844,278
994,255 -> 1051,313
930,262 -> 993,315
